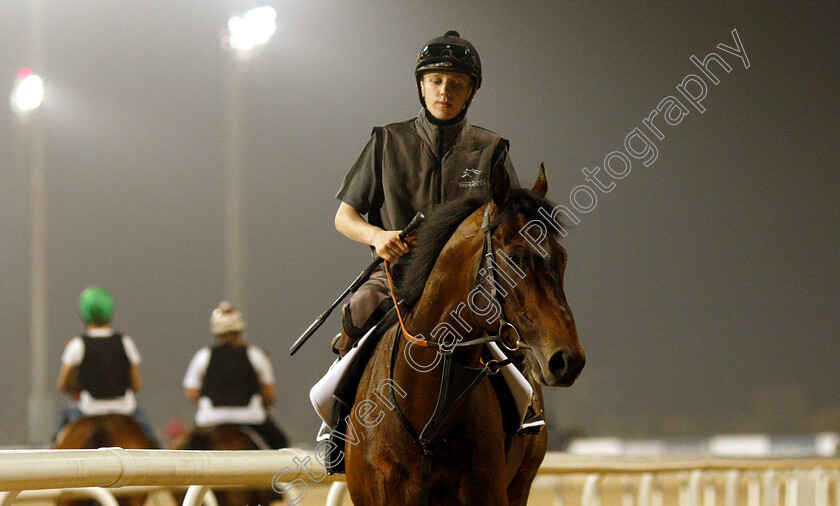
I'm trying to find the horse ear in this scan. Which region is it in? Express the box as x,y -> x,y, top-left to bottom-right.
532,163 -> 548,197
490,156 -> 510,206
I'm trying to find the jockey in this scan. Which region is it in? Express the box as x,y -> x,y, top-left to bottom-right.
333,30 -> 520,356
56,286 -> 157,444
182,302 -> 289,449
331,31 -> 547,435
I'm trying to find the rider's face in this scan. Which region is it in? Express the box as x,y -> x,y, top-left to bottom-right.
420,71 -> 473,121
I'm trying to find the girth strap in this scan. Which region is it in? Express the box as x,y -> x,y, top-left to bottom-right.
388,330 -> 513,455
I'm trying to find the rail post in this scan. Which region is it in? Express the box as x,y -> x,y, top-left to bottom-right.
325,482 -> 349,506
183,485 -> 219,506
638,473 -> 654,506
746,472 -> 761,506
762,469 -> 779,506
581,474 -> 601,506
687,469 -> 702,506
0,492 -> 19,506
724,470 -> 739,506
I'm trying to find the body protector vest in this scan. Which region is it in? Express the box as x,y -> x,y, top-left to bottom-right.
79,334 -> 131,399
336,110 -> 520,234
200,344 -> 261,407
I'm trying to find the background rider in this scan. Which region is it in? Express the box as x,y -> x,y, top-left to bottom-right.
56,286 -> 157,444
182,301 -> 288,449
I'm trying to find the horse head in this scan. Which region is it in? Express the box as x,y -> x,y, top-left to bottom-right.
484,161 -> 585,387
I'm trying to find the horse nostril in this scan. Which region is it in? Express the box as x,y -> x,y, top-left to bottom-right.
548,350 -> 585,382
548,350 -> 568,374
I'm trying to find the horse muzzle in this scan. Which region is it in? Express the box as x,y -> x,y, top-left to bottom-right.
545,348 -> 585,387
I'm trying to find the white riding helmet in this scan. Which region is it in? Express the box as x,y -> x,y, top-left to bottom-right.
210,301 -> 245,334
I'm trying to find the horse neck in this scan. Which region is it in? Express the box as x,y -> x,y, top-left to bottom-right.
407,213 -> 486,359
392,213 -> 487,423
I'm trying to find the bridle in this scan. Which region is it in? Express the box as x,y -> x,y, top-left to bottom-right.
380,203 -> 527,503
475,203 -> 525,352
384,203 -> 524,356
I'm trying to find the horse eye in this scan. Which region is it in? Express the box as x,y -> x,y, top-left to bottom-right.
506,251 -> 524,268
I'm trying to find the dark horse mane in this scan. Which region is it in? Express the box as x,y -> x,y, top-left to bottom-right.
394,187 -> 565,308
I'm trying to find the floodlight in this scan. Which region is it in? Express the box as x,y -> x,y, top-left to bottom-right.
222,6 -> 276,59
11,68 -> 44,113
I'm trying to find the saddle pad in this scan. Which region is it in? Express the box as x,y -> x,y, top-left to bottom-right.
310,324 -> 382,427
310,330 -> 533,428
486,341 -> 533,428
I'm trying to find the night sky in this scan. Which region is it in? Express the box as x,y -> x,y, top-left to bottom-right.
1,1 -> 837,445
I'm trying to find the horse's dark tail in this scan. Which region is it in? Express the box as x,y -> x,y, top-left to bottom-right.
84,426 -> 113,449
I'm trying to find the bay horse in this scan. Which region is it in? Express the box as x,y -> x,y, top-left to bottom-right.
342,163 -> 585,505
54,414 -> 155,506
171,424 -> 280,506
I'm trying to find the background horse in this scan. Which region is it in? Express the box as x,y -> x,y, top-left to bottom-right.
171,424 -> 280,506
54,414 -> 155,506
343,163 -> 585,505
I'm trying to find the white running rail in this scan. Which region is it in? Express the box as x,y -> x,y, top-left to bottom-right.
0,449 -> 837,506
0,447 -> 334,506
534,453 -> 840,506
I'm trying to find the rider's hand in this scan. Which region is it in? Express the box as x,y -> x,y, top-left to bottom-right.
372,230 -> 410,262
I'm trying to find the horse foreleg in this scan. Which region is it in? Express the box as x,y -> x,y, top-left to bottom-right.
507,382 -> 548,506
505,429 -> 547,506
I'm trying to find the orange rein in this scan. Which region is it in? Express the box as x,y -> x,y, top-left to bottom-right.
383,260 -> 432,348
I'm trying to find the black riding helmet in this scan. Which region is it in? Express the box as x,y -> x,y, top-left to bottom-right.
415,30 -> 482,114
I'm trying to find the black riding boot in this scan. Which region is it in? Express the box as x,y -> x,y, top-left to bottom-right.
331,302 -> 391,357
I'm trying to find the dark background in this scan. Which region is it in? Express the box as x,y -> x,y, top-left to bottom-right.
1,1 -> 837,445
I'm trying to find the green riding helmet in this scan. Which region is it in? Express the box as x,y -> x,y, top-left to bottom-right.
79,286 -> 114,325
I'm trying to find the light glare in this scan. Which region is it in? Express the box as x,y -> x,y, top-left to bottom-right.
223,6 -> 276,59
11,73 -> 44,113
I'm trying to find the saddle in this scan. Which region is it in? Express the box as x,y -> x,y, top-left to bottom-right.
180,424 -> 269,451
